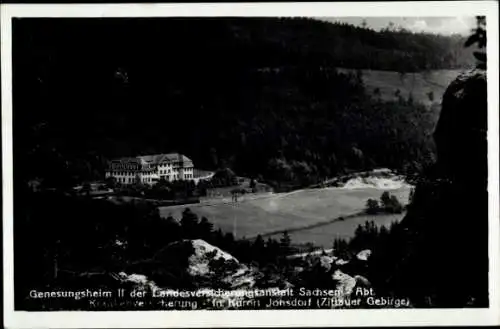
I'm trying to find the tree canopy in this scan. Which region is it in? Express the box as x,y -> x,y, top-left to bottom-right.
14,18 -> 468,188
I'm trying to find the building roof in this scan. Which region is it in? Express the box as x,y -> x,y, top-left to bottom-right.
112,157 -> 142,164
109,153 -> 193,169
138,153 -> 193,165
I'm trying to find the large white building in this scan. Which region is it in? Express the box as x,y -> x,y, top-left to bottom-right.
105,153 -> 195,185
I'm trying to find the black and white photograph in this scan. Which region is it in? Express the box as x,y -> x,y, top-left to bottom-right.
2,2 -> 499,328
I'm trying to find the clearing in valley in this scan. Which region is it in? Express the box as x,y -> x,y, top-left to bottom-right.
159,186 -> 411,247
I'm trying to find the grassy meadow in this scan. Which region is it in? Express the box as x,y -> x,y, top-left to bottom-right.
159,187 -> 411,246
338,68 -> 464,106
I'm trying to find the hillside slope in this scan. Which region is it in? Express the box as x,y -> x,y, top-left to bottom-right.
338,68 -> 463,107
13,18 -> 473,187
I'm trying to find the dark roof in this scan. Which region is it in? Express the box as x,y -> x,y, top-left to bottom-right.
112,157 -> 142,164
110,153 -> 193,167
138,153 -> 193,165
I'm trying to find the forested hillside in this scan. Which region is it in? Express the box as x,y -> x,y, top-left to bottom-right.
13,18 -> 475,188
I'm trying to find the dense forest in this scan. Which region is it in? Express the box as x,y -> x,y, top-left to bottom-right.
13,17 -> 475,189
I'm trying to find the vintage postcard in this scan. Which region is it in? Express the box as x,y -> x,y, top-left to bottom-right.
2,1 -> 499,328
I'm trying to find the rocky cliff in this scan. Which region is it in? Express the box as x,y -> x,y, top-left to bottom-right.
373,68 -> 488,307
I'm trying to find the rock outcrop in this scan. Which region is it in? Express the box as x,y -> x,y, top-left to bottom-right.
356,249 -> 372,261
434,68 -> 487,186
116,239 -> 378,309
332,269 -> 357,297
184,239 -> 239,277
148,239 -> 260,289
374,68 -> 488,307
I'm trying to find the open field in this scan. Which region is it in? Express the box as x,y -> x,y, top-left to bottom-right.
159,187 -> 411,246
338,68 -> 464,106
266,212 -> 404,249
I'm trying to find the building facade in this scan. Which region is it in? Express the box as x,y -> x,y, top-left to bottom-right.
105,153 -> 195,185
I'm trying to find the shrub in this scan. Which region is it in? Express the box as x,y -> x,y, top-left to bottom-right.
374,192 -> 404,214
366,198 -> 380,214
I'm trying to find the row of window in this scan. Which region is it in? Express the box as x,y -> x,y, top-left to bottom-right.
109,168 -> 193,176
116,177 -> 154,184
115,175 -> 195,184
167,166 -> 193,170
117,177 -> 133,183
158,174 -> 194,180
111,166 -> 139,171
158,162 -> 193,167
157,168 -> 193,175
160,175 -> 179,180
110,171 -> 154,176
